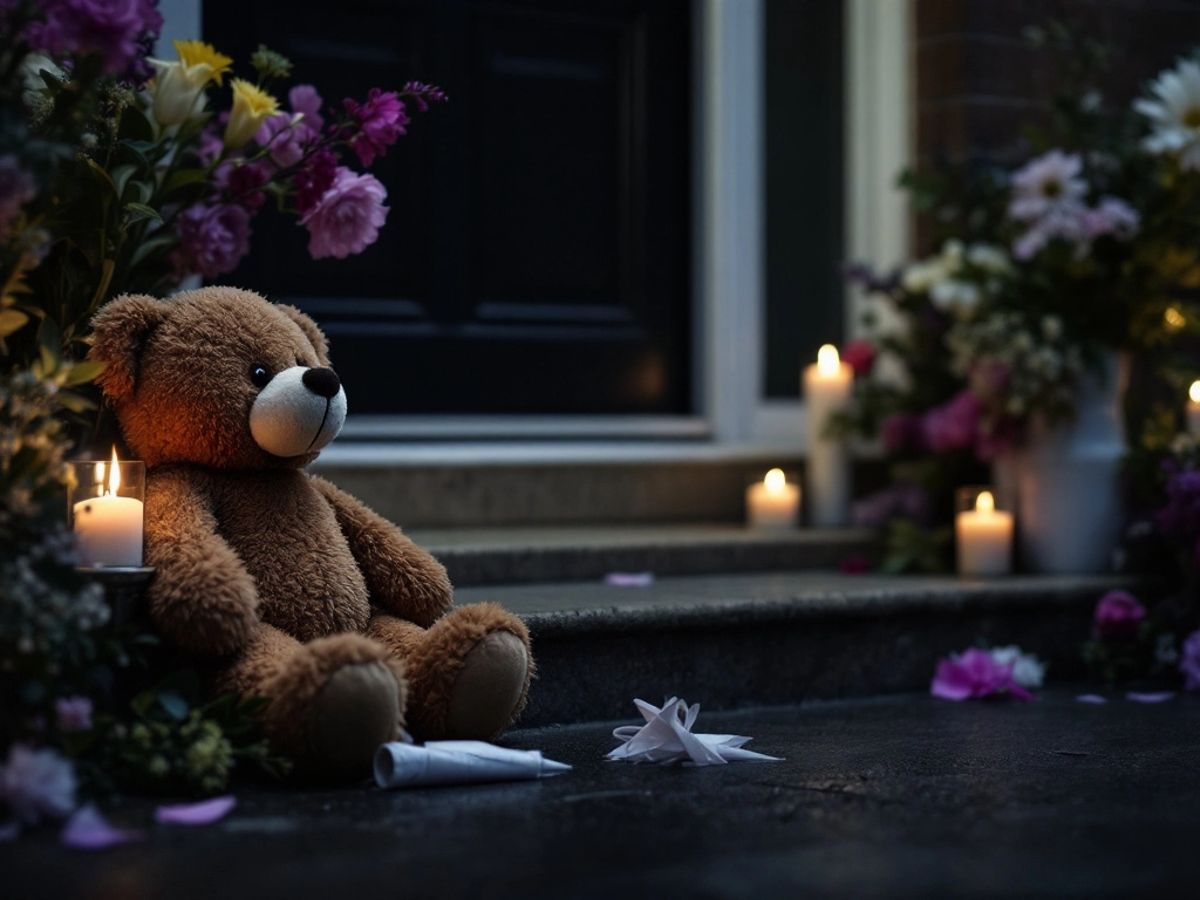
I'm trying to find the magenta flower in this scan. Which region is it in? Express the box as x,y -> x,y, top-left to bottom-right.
24,0 -> 162,77
0,744 -> 77,825
402,80 -> 448,113
215,159 -> 270,212
922,390 -> 981,454
293,148 -> 338,216
254,85 -> 325,168
343,89 -> 409,167
1093,590 -> 1146,641
841,339 -> 876,377
300,167 -> 389,259
931,648 -> 1032,701
174,203 -> 252,277
881,413 -> 926,455
1181,630 -> 1200,691
54,696 -> 93,733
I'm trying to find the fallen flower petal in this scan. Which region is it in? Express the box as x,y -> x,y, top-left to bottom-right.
155,796 -> 236,826
931,648 -> 1032,701
604,572 -> 654,588
1076,694 -> 1108,705
1126,691 -> 1176,704
60,806 -> 142,850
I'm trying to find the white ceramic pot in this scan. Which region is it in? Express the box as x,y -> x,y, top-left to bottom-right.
1008,352 -> 1128,574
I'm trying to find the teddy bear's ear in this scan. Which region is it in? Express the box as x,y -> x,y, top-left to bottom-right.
278,304 -> 330,364
89,293 -> 167,402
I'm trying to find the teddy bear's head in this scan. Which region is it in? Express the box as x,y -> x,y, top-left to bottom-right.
90,286 -> 347,469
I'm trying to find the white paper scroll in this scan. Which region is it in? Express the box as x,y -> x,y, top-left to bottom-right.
607,697 -> 781,766
374,740 -> 571,789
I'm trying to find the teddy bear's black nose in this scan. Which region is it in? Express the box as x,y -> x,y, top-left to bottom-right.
302,367 -> 341,399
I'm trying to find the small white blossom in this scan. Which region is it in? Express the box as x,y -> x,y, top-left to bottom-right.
1136,57 -> 1200,170
990,646 -> 1046,689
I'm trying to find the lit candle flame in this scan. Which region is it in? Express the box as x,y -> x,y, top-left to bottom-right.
816,344 -> 841,377
106,446 -> 121,496
764,468 -> 786,492
1190,380 -> 1200,404
976,490 -> 995,514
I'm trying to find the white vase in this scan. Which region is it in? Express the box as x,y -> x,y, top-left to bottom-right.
1007,352 -> 1128,574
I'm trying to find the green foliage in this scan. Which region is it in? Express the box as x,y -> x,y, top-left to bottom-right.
882,519 -> 953,575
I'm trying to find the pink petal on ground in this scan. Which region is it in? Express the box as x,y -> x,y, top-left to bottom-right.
604,572 -> 655,588
60,805 -> 142,850
155,796 -> 237,826
930,659 -> 974,700
1126,691 -> 1176,704
1076,694 -> 1108,704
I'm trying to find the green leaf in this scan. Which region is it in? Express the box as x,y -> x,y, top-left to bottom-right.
84,157 -> 118,197
129,234 -> 176,268
119,104 -> 156,144
163,168 -> 208,196
124,201 -> 162,225
63,359 -> 106,386
111,164 -> 138,199
131,690 -> 156,717
0,308 -> 29,338
38,316 -> 62,370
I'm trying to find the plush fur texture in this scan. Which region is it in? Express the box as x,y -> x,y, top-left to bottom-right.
89,286 -> 534,776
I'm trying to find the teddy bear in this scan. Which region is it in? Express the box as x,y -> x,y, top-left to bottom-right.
89,286 -> 533,777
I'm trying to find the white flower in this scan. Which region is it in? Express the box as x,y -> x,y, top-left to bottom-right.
990,646 -> 1046,689
1008,150 -> 1087,222
965,243 -> 1011,274
1136,58 -> 1200,170
929,279 -> 981,315
901,258 -> 948,294
0,744 -> 77,825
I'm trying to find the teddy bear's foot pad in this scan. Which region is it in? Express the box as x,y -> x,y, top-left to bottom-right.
309,661 -> 404,777
445,632 -> 530,740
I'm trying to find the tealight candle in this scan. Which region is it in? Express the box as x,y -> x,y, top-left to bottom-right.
1188,380 -> 1200,437
746,468 -> 801,530
803,344 -> 853,527
70,448 -> 144,567
956,489 -> 1013,577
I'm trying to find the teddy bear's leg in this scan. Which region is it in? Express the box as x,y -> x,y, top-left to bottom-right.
217,623 -> 406,778
366,603 -> 532,741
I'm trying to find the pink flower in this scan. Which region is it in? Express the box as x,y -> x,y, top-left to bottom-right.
1180,630 -> 1200,691
922,390 -> 981,454
293,149 -> 338,216
931,648 -> 1033,701
54,696 -> 93,733
841,340 -> 876,377
300,168 -> 389,260
881,413 -> 926,454
1083,196 -> 1140,241
343,89 -> 409,167
1093,590 -> 1146,641
24,0 -> 162,77
0,744 -> 77,825
174,203 -> 252,277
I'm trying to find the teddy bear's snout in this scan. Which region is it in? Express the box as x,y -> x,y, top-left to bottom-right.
248,365 -> 348,458
302,366 -> 341,398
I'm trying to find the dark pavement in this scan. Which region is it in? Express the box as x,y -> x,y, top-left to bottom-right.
6,690 -> 1200,899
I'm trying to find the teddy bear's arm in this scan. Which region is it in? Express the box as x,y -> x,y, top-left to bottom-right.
144,467 -> 260,656
310,475 -> 453,627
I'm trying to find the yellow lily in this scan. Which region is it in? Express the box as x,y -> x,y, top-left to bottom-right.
148,40 -> 232,127
224,79 -> 279,149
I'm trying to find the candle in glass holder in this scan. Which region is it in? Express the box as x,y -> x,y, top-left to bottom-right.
746,468 -> 800,530
956,489 -> 1013,577
1188,380 -> 1200,437
71,448 -> 144,567
803,344 -> 853,526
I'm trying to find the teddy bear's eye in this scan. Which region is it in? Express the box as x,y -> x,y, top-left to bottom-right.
249,365 -> 272,388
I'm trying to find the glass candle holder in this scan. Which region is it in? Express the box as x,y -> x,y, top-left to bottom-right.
745,468 -> 801,530
67,450 -> 145,568
955,485 -> 1013,577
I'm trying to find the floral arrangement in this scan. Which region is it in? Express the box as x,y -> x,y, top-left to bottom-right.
837,28 -> 1200,572
0,0 -> 442,840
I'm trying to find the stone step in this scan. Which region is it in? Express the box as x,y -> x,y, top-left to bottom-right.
414,524 -> 877,586
453,571 -> 1141,727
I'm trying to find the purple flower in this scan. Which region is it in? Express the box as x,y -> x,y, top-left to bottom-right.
300,167 -> 389,260
25,0 -> 162,78
881,413 -> 926,455
402,80 -> 447,113
922,390 -> 981,454
1155,468 -> 1200,543
1093,590 -> 1146,641
254,85 -> 325,168
1083,196 -> 1140,241
54,696 -> 93,733
1180,630 -> 1200,691
1008,150 -> 1087,222
174,203 -> 252,277
288,85 -> 325,135
343,89 -> 409,167
0,155 -> 36,242
215,159 -> 271,212
852,484 -> 930,528
931,648 -> 1033,701
0,744 -> 77,825
293,149 -> 338,216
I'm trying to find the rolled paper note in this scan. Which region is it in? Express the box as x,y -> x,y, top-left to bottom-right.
374,740 -> 571,789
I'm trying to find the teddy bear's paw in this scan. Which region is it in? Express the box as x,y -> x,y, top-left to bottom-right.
445,631 -> 531,740
308,660 -> 404,778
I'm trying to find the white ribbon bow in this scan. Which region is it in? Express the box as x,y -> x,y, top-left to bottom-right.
607,697 -> 781,766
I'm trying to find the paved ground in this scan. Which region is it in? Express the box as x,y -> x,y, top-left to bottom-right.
6,690 -> 1199,899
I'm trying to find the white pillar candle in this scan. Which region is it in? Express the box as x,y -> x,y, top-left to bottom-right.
746,468 -> 800,530
956,490 -> 1013,577
803,344 -> 853,527
73,450 -> 144,567
1188,380 -> 1200,437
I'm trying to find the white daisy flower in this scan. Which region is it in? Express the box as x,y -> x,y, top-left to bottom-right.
1136,58 -> 1200,170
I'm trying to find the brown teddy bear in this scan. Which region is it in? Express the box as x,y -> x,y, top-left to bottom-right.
89,286 -> 533,777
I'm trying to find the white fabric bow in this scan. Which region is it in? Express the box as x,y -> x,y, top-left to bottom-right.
606,697 -> 781,766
